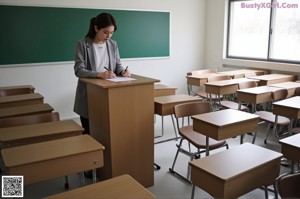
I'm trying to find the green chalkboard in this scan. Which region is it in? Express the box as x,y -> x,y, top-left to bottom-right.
0,5 -> 170,65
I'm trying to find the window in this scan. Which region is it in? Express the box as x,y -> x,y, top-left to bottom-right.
227,0 -> 300,64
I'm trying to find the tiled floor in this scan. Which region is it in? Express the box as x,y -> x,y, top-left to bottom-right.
0,115 -> 293,199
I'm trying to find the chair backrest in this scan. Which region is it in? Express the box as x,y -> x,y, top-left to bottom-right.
0,112 -> 60,128
271,89 -> 288,102
174,102 -> 211,119
244,72 -> 257,78
277,172 -> 300,198
0,88 -> 32,97
238,81 -> 257,89
233,74 -> 245,79
187,69 -> 217,76
294,87 -> 300,96
207,75 -> 230,82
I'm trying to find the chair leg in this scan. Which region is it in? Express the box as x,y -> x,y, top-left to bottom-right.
252,129 -> 258,144
191,184 -> 196,199
169,138 -> 183,171
273,182 -> 278,199
264,123 -> 271,144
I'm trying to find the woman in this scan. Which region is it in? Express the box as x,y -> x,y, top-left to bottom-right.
73,13 -> 130,135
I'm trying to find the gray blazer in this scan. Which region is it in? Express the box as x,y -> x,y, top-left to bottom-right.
73,37 -> 124,118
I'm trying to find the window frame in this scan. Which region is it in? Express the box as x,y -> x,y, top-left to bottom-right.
226,0 -> 300,65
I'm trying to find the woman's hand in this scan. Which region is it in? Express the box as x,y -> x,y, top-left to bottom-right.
97,71 -> 116,79
121,69 -> 131,77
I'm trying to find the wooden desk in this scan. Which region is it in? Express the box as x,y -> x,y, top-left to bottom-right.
217,69 -> 266,79
190,143 -> 282,199
279,133 -> 300,173
155,94 -> 202,116
186,73 -> 229,95
0,120 -> 83,148
81,74 -> 159,187
154,94 -> 202,143
237,86 -> 282,112
273,96 -> 300,120
269,81 -> 300,98
0,103 -> 54,119
44,174 -> 156,199
192,109 -> 259,155
154,84 -> 177,97
204,78 -> 258,98
0,93 -> 44,109
0,85 -> 35,97
1,135 -> 104,185
248,74 -> 297,86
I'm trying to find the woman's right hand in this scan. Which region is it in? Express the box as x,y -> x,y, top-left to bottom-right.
97,71 -> 116,79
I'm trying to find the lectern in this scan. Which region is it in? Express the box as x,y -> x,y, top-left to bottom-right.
81,74 -> 159,187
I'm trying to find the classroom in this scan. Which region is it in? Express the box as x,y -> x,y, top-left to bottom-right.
0,0 -> 300,198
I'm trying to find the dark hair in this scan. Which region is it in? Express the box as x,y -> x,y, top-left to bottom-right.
85,13 -> 117,38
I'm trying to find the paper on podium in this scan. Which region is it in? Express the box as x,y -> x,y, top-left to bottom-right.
106,77 -> 136,82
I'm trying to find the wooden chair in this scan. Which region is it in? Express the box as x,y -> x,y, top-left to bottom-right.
186,69 -> 217,95
195,75 -> 230,109
169,101 -> 228,182
255,89 -> 291,144
186,69 -> 217,76
277,172 -> 300,199
220,80 -> 257,112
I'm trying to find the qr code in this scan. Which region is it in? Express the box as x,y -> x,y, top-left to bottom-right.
1,176 -> 23,198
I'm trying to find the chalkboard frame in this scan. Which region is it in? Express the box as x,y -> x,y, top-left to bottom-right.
0,5 -> 170,66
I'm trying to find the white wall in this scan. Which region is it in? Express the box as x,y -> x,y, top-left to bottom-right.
0,0 -> 206,119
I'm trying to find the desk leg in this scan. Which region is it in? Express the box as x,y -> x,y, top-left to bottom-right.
92,168 -> 97,183
80,172 -> 85,186
205,136 -> 209,156
171,114 -> 178,139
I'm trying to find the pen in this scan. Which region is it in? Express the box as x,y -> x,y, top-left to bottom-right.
125,66 -> 128,71
104,67 -> 110,71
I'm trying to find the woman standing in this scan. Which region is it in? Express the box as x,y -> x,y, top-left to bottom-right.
73,13 -> 130,135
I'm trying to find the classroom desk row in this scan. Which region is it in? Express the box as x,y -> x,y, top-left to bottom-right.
187,70 -> 297,95
0,84 -> 156,198
0,85 -> 103,193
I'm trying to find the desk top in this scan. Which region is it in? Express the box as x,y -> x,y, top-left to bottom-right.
217,69 -> 265,77
0,120 -> 83,142
154,84 -> 177,90
269,81 -> 300,89
0,103 -> 54,119
192,109 -> 258,127
279,133 -> 300,149
44,174 -> 155,199
237,86 -> 282,95
154,94 -> 201,104
186,73 -> 229,79
190,143 -> 282,180
0,93 -> 43,103
273,96 -> 300,109
1,135 -> 104,167
205,78 -> 258,87
81,74 -> 159,89
248,73 -> 297,84
0,85 -> 35,91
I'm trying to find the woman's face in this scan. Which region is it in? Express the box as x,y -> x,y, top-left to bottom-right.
94,25 -> 114,43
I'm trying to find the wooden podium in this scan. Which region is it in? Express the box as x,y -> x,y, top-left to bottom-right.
81,74 -> 159,187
